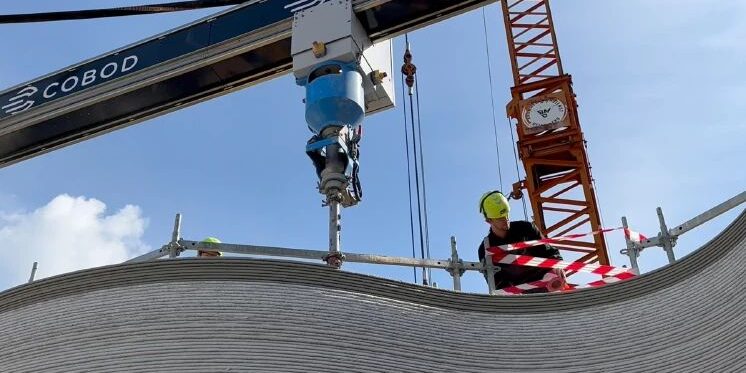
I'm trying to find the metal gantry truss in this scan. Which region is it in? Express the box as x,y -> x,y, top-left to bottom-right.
0,0 -> 499,169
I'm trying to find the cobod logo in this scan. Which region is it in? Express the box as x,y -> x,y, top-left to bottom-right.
2,54 -> 138,116
284,0 -> 330,13
2,86 -> 38,115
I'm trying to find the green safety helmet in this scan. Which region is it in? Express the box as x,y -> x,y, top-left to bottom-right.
479,191 -> 510,220
201,237 -> 222,244
199,237 -> 222,256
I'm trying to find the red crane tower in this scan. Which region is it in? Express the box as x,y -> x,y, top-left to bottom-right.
500,0 -> 610,269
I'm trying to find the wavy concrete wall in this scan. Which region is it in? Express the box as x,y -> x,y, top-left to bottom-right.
1,211 -> 744,372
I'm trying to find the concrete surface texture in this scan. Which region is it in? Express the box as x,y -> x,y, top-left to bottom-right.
0,211 -> 744,372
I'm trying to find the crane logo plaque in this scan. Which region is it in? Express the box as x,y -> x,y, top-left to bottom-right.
519,94 -> 569,134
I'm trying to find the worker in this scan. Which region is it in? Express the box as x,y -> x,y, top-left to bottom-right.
198,237 -> 223,257
477,191 -> 566,293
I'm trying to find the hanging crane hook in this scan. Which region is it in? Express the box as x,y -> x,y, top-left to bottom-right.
401,39 -> 416,95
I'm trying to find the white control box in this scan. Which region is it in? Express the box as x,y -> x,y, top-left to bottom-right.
291,0 -> 394,115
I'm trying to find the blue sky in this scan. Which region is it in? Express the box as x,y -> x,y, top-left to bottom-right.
0,0 -> 744,293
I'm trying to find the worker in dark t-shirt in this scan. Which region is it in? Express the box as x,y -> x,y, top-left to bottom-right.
477,191 -> 566,293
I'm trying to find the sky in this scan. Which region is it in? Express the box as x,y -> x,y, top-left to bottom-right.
0,0 -> 744,293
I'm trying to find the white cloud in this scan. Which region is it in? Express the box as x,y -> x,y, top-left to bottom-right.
0,194 -> 150,289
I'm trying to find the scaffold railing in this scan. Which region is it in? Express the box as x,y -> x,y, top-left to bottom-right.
125,190 -> 745,294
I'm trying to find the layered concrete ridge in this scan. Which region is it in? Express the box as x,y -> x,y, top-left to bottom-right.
1,211 -> 744,372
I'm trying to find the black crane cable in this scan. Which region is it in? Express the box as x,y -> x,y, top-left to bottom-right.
507,116 -> 530,221
401,69 -> 418,285
400,34 -> 431,286
481,7 -> 505,192
413,72 -> 432,285
0,0 -> 248,24
408,86 -> 427,286
403,34 -> 429,286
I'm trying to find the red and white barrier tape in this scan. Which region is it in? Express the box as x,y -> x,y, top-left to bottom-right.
488,250 -> 632,277
497,271 -> 637,295
485,225 -> 649,294
585,271 -> 636,287
491,226 -> 648,252
624,228 -> 648,243
495,272 -> 563,295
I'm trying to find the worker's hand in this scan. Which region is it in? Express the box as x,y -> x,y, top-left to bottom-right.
545,269 -> 567,292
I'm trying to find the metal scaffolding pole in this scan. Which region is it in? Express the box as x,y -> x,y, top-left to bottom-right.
169,213 -> 182,259
639,191 -> 745,250
449,236 -> 462,291
28,262 -> 38,283
621,217 -> 640,274
622,191 -> 745,270
657,207 -> 676,264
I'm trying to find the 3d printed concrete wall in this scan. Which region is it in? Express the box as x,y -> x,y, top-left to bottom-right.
1,212 -> 744,372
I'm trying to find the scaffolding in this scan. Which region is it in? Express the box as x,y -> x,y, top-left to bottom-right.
126,191 -> 745,294
621,191 -> 746,274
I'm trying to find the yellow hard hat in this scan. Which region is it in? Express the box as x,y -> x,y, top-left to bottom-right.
479,191 -> 510,219
199,237 -> 222,257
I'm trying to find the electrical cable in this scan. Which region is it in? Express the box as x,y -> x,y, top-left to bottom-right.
0,0 -> 246,23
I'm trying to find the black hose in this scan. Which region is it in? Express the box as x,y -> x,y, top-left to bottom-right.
0,0 -> 248,24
